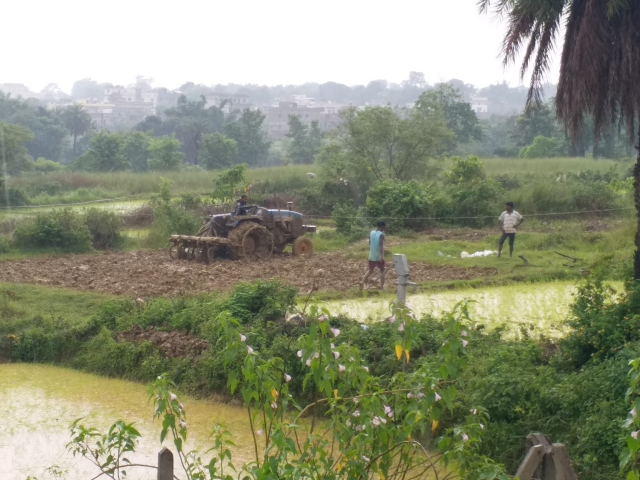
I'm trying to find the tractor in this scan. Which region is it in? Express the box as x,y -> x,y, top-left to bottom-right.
168,204 -> 315,262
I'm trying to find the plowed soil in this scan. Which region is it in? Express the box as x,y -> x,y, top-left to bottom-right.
0,250 -> 497,297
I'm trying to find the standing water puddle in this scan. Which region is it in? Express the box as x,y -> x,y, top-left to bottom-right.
0,364 -> 254,480
323,281 -> 623,337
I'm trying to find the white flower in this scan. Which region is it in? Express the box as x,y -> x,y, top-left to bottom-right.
462,340 -> 468,348
470,409 -> 477,415
384,405 -> 392,416
633,407 -> 637,418
284,374 -> 292,383
372,417 -> 381,427
271,402 -> 277,409
461,330 -> 468,337
353,397 -> 359,404
363,366 -> 369,372
479,423 -> 485,430
331,343 -> 335,349
256,429 -> 263,436
240,334 -> 246,342
417,392 -> 425,399
362,455 -> 370,462
180,420 -> 187,429
398,322 -> 405,332
169,392 -> 177,401
333,351 -> 340,359
331,328 -> 341,337
434,392 -> 441,402
318,315 -> 328,322
407,393 -> 414,399
297,350 -> 303,358
462,433 -> 469,441
389,315 -> 396,323
352,410 -> 361,417
306,358 -> 312,367
339,364 -> 346,372
346,420 -> 351,427
314,352 -> 320,359
247,346 -> 254,354
633,431 -> 639,440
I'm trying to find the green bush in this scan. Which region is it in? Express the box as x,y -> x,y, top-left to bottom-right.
13,208 -> 92,252
434,156 -> 503,227
332,203 -> 368,239
365,179 -> 432,233
0,236 -> 9,254
0,186 -> 29,207
84,208 -> 124,249
33,158 -> 62,173
520,136 -> 560,158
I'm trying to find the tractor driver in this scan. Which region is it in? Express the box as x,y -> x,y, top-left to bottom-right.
234,195 -> 249,216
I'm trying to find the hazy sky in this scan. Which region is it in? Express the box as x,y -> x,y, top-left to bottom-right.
3,0 -> 560,93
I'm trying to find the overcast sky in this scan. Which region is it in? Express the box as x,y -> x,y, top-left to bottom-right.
3,0 -> 561,93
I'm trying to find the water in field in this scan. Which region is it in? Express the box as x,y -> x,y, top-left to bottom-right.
323,281 -> 623,337
0,364 -> 254,480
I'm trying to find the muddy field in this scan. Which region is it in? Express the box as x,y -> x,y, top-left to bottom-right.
0,250 -> 497,297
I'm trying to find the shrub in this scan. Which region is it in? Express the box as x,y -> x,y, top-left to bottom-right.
520,136 -> 560,158
434,156 -> 503,227
13,208 -> 92,252
0,236 -> 9,254
365,179 -> 432,233
0,187 -> 29,207
84,208 -> 124,249
33,158 -> 62,173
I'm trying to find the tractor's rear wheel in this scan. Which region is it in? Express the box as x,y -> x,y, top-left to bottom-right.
292,237 -> 313,257
228,221 -> 274,261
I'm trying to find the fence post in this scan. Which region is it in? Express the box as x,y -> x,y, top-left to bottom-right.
158,447 -> 173,480
393,254 -> 410,305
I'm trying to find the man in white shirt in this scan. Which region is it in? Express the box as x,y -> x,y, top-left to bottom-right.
498,202 -> 524,258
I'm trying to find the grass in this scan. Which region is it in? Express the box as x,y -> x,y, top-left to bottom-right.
478,156 -> 632,176
0,283 -> 114,332
3,157 -> 628,207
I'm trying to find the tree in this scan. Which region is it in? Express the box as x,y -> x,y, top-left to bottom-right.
415,83 -> 482,151
164,95 -> 225,165
123,132 -> 151,172
480,0 -> 640,277
510,102 -> 559,148
71,78 -> 105,100
147,136 -> 184,171
84,131 -> 127,172
212,164 -> 247,201
200,132 -> 238,170
60,104 -> 93,158
0,121 -> 33,174
224,109 -> 271,166
286,116 -> 323,164
333,106 -> 451,181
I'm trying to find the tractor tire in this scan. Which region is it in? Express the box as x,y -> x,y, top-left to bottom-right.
292,237 -> 313,257
228,221 -> 274,260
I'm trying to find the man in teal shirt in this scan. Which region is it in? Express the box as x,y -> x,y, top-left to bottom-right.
360,221 -> 386,290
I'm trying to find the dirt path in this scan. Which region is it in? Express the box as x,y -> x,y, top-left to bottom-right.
0,250 -> 497,297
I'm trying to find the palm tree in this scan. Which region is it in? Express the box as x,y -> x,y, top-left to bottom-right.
61,104 -> 93,157
480,0 -> 640,278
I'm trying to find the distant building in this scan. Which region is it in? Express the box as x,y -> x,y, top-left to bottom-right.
265,101 -> 346,139
469,96 -> 489,118
204,93 -> 251,112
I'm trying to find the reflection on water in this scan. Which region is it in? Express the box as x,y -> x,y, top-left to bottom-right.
0,364 -> 254,480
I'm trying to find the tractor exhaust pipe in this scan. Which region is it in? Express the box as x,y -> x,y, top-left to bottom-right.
287,202 -> 293,211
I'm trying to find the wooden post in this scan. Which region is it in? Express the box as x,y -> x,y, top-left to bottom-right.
158,447 -> 173,480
